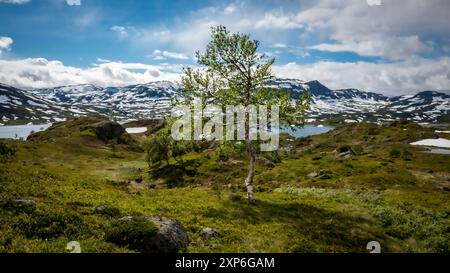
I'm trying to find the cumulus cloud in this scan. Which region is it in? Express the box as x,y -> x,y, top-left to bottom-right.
133,20 -> 216,54
1,55 -> 448,95
0,36 -> 13,56
309,35 -> 433,60
125,0 -> 449,61
110,25 -> 128,39
125,2 -> 305,54
253,12 -> 303,30
66,0 -> 81,6
272,57 -> 450,95
0,0 -> 30,4
295,0 -> 450,60
149,50 -> 189,60
0,58 -> 181,89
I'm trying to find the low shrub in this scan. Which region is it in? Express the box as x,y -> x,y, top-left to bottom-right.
105,217 -> 158,251
0,141 -> 17,161
14,210 -> 83,239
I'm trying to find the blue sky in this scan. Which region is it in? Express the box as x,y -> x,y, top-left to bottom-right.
0,0 -> 449,95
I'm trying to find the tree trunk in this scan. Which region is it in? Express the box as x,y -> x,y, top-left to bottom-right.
245,141 -> 256,202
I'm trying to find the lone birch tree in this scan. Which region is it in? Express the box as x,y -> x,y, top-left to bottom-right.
180,25 -> 310,202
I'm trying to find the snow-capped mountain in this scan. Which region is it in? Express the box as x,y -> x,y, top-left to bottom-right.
0,83 -> 68,125
0,79 -> 449,125
385,91 -> 450,122
28,81 -> 178,122
265,79 -> 396,123
32,81 -> 178,104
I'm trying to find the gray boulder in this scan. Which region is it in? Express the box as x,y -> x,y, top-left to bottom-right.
0,199 -> 36,213
148,216 -> 190,253
107,216 -> 189,253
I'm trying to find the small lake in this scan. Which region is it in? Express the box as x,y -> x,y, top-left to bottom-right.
426,148 -> 450,155
0,124 -> 52,139
283,125 -> 333,138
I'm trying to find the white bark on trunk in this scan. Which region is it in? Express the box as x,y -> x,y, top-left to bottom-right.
245,142 -> 256,202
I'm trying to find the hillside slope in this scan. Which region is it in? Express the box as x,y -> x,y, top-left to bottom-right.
1,118 -> 449,253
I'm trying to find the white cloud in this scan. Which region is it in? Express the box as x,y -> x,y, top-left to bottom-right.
224,4 -> 236,14
253,12 -> 303,30
0,36 -> 13,56
309,35 -> 433,60
149,50 -> 190,60
96,58 -> 111,63
273,43 -> 287,48
272,57 -> 450,95
110,25 -> 128,39
295,0 -> 450,60
1,56 -> 448,95
131,20 -> 216,54
125,4 -> 306,54
0,58 -> 181,89
0,0 -> 30,4
66,0 -> 81,6
94,0 -> 449,63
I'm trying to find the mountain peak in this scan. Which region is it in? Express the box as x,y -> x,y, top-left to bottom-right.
416,90 -> 449,97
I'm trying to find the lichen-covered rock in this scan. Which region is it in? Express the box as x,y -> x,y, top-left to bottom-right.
106,216 -> 189,253
94,205 -> 121,217
199,227 -> 221,241
147,216 -> 190,253
0,199 -> 36,213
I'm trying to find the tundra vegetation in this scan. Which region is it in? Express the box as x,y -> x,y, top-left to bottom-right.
0,116 -> 449,253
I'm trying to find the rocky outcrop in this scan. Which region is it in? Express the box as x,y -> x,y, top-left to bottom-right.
106,216 -> 189,253
89,121 -> 125,142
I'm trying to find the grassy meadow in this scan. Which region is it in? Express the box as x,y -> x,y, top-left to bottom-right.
0,118 -> 449,253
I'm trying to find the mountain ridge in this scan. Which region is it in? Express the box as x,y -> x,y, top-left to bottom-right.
0,79 -> 449,125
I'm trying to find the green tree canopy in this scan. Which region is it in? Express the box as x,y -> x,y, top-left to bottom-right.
179,25 -> 310,201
